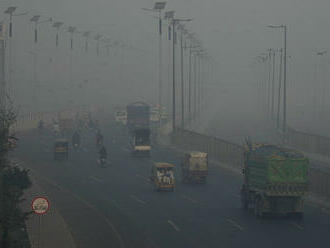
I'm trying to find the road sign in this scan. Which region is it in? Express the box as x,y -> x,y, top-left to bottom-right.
31,197 -> 50,215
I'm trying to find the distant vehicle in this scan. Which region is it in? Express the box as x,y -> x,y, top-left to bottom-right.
98,146 -> 107,167
5,136 -> 18,151
115,110 -> 127,125
150,106 -> 167,123
241,143 -> 309,218
150,162 -> 175,192
54,139 -> 69,161
126,102 -> 150,131
150,107 -> 160,123
59,118 -> 74,134
130,128 -> 151,157
181,152 -> 208,184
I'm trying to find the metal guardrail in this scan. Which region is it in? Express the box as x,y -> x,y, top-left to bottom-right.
172,128 -> 330,201
286,127 -> 330,157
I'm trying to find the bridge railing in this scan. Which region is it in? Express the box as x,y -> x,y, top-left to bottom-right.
172,128 -> 330,202
286,127 -> 330,157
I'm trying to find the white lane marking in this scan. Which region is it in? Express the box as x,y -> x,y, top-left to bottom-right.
181,195 -> 198,204
290,222 -> 304,230
130,195 -> 146,205
226,218 -> 244,231
167,220 -> 181,232
136,174 -> 152,183
90,176 -> 103,183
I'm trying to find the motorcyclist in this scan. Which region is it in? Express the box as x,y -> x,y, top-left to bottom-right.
72,131 -> 81,148
99,146 -> 107,166
96,130 -> 103,146
53,122 -> 60,136
38,120 -> 44,133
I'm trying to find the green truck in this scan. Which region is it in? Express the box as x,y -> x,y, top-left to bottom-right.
240,144 -> 309,218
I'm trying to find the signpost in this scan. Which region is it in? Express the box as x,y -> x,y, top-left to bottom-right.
31,197 -> 50,248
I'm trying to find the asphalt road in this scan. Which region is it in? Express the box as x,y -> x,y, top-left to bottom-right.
14,119 -> 330,248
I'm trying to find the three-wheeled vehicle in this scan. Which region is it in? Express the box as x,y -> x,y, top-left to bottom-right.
54,139 -> 69,161
181,151 -> 208,184
150,162 -> 175,192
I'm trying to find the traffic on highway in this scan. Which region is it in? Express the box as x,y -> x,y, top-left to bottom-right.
1,1 -> 330,248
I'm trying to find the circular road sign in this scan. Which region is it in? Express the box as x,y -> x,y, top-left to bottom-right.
31,197 -> 50,215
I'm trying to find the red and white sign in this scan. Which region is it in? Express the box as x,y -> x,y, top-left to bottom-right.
31,197 -> 50,215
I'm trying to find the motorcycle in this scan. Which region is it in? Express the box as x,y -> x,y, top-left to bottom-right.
73,142 -> 80,150
98,157 -> 107,167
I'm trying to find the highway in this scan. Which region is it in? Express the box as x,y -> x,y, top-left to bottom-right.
14,116 -> 330,248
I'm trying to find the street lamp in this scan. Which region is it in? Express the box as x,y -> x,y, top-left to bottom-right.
4,7 -> 28,96
82,31 -> 91,52
4,7 -> 17,38
171,17 -> 192,132
142,2 -> 167,126
185,33 -> 199,124
315,50 -> 327,119
268,24 -> 287,134
30,15 -> 52,43
165,10 -> 175,110
95,34 -> 103,56
177,23 -> 187,128
52,22 -> 63,47
67,26 -> 77,50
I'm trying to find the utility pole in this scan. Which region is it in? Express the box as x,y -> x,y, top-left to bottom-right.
277,48 -> 283,129
271,49 -> 276,120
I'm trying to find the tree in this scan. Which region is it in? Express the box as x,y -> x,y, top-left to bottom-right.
0,96 -> 32,247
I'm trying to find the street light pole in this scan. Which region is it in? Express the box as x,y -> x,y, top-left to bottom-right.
271,49 -> 276,120
172,20 -> 176,132
143,2 -> 166,126
283,25 -> 287,134
188,43 -> 192,124
171,17 -> 192,132
277,48 -> 283,129
180,29 -> 184,128
267,49 -> 272,118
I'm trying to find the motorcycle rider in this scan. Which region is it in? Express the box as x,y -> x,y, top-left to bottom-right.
72,131 -> 81,148
96,130 -> 103,146
99,146 -> 107,166
38,120 -> 44,133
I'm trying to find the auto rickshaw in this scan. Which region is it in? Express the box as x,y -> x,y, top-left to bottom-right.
150,162 -> 175,192
54,139 -> 69,161
181,151 -> 208,184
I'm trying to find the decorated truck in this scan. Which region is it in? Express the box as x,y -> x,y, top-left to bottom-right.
240,144 -> 309,218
